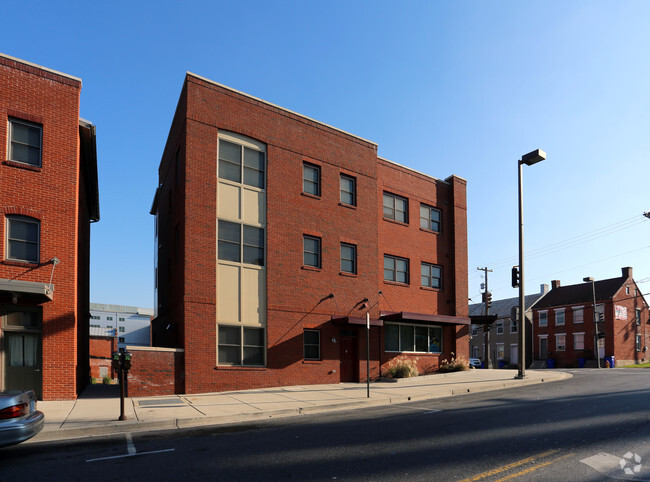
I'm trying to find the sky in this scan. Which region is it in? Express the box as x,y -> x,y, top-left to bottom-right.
3,1 -> 649,308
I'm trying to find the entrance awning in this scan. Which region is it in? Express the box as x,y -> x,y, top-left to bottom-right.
380,311 -> 471,326
0,278 -> 53,302
469,315 -> 498,325
331,316 -> 384,327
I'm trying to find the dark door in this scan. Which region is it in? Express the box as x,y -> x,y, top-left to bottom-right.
3,332 -> 42,398
340,333 -> 358,382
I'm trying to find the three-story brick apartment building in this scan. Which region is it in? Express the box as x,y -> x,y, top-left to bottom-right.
144,73 -> 468,395
0,53 -> 99,400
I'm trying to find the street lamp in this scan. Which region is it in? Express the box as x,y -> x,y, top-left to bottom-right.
583,276 -> 601,368
517,149 -> 546,379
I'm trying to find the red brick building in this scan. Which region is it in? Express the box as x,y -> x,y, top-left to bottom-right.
147,73 -> 468,395
0,53 -> 99,400
532,267 -> 649,368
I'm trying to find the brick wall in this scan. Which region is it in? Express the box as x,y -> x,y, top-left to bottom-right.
126,347 -> 185,397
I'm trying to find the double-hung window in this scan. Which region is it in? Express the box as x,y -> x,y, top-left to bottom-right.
573,307 -> 584,324
384,255 -> 409,284
303,236 -> 321,268
9,118 -> 42,167
383,192 -> 408,223
304,330 -> 320,360
420,204 -> 441,232
303,163 -> 321,196
218,326 -> 265,366
6,216 -> 39,264
340,174 -> 356,206
555,334 -> 566,351
574,333 -> 585,350
555,309 -> 565,326
340,243 -> 356,274
421,262 -> 442,289
539,311 -> 548,327
218,139 -> 265,188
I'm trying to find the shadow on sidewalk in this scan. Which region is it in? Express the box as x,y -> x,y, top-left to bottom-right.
79,383 -> 120,399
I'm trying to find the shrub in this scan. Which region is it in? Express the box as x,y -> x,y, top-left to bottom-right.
439,353 -> 470,373
386,360 -> 418,378
102,375 -> 113,385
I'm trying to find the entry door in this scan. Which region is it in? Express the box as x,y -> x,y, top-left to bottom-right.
539,337 -> 548,360
339,333 -> 358,382
510,344 -> 518,365
3,332 -> 42,398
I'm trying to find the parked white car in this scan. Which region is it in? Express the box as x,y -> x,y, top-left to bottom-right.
0,390 -> 44,448
469,358 -> 482,369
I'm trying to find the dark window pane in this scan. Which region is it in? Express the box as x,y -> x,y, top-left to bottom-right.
304,330 -> 319,345
385,324 -> 399,351
304,236 -> 321,267
429,327 -> 442,352
219,326 -> 240,345
219,140 -> 242,182
415,326 -> 428,352
304,345 -> 320,360
243,225 -> 264,247
244,167 -> 264,188
244,148 -> 264,170
243,247 -> 264,266
244,327 -> 264,346
303,164 -> 320,196
218,346 -> 240,365
219,160 -> 241,183
243,347 -> 264,365
400,325 -> 414,352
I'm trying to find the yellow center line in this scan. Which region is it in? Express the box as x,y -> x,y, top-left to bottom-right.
459,449 -> 560,482
495,452 -> 574,482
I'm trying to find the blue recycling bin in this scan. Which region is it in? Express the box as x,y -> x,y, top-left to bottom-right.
605,356 -> 615,368
578,358 -> 586,368
546,359 -> 556,368
498,360 -> 507,369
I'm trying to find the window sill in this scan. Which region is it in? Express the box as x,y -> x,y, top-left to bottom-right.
301,192 -> 321,200
339,271 -> 357,278
3,160 -> 42,172
2,260 -> 40,268
302,265 -> 322,272
302,360 -> 322,364
382,218 -> 409,227
419,228 -> 441,235
420,286 -> 441,292
383,280 -> 410,287
214,366 -> 266,371
338,203 -> 357,210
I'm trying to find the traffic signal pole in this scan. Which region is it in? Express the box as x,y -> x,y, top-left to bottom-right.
477,267 -> 493,368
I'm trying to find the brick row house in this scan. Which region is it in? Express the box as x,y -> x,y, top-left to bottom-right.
0,53 -> 99,400
532,267 -> 649,368
143,73 -> 469,396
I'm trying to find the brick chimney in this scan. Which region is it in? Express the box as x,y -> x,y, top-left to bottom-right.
551,280 -> 561,290
622,266 -> 633,279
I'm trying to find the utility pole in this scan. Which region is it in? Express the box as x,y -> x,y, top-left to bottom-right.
477,267 -> 493,369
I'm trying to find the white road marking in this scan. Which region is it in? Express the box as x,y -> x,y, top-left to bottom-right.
580,452 -> 623,475
86,448 -> 175,462
126,433 -> 136,455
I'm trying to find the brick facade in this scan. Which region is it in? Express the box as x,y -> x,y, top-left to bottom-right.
0,54 -> 99,400
150,74 -> 468,394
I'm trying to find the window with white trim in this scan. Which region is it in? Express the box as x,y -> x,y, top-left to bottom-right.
218,138 -> 265,188
496,343 -> 505,359
218,220 -> 265,266
5,215 -> 40,263
555,309 -> 565,326
556,334 -> 566,351
573,307 -> 584,324
340,243 -> 356,274
496,320 -> 504,335
9,118 -> 42,167
636,308 -> 642,326
383,192 -> 408,223
539,311 -> 548,327
636,334 -> 643,351
574,333 -> 585,350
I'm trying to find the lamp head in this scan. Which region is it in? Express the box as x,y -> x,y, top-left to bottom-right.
583,277 -> 594,283
521,149 -> 546,166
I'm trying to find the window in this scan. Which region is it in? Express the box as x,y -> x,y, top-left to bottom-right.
218,220 -> 265,266
510,319 -> 518,334
555,309 -> 565,326
420,204 -> 441,232
340,174 -> 356,206
5,216 -> 39,263
573,307 -> 584,324
218,326 -> 265,366
384,255 -> 409,284
118,337 -> 125,343
383,192 -> 408,223
340,243 -> 356,274
496,321 -> 504,335
304,330 -> 320,360
556,334 -> 566,351
471,325 -> 478,336
636,335 -> 643,352
421,262 -> 442,289
626,286 -> 630,295
636,309 -> 642,326
539,312 -> 548,327
118,327 -> 125,333
303,236 -> 321,268
119,317 -> 125,322
90,315 -> 100,320
303,163 -> 320,196
9,118 -> 42,167
107,317 -> 113,321
574,333 -> 585,350
218,139 -> 265,188
496,344 -> 505,359
384,323 -> 442,353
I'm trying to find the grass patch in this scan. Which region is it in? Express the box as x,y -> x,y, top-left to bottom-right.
621,362 -> 650,368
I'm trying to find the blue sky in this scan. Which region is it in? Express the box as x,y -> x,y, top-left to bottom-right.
4,1 -> 649,308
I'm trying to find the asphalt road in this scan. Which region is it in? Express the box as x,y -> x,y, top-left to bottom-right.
2,369 -> 650,481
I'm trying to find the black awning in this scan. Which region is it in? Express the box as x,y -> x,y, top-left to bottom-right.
331,316 -> 384,327
380,311 -> 471,326
0,278 -> 53,302
470,315 -> 499,325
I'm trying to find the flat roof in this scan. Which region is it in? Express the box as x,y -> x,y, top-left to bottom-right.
0,52 -> 81,83
187,72 -> 378,147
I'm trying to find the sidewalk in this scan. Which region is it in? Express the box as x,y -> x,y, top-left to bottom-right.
30,369 -> 571,444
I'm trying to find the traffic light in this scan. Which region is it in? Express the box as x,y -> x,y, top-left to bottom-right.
482,291 -> 493,309
511,266 -> 520,288
597,332 -> 606,339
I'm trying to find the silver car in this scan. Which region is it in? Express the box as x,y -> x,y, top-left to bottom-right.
0,390 -> 44,448
469,358 -> 482,369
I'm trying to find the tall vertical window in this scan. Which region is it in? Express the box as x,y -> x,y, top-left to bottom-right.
556,334 -> 566,351
555,309 -> 565,326
384,255 -> 409,284
421,262 -> 442,289
9,118 -> 42,167
636,335 -> 643,351
340,243 -> 357,274
303,236 -> 321,268
420,204 -> 441,232
6,216 -> 39,263
303,163 -> 321,196
539,312 -> 548,327
573,307 -> 584,324
218,139 -> 265,188
218,220 -> 264,266
574,333 -> 585,350
340,174 -> 356,206
636,309 -> 642,326
304,330 -> 321,360
383,193 -> 408,223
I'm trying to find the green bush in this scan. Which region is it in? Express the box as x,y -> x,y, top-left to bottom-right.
386,360 -> 418,378
439,353 -> 470,373
102,374 -> 113,385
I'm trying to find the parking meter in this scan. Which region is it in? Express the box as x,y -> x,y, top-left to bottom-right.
111,352 -> 121,371
111,351 -> 133,421
122,352 -> 132,371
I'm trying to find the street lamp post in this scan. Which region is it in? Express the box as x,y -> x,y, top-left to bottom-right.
517,149 -> 546,379
583,276 -> 601,368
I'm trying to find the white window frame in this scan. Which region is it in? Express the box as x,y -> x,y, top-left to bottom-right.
419,204 -> 441,232
555,333 -> 566,351
339,174 -> 356,206
574,332 -> 585,350
539,311 -> 548,327
555,309 -> 565,326
496,320 -> 504,335
383,192 -> 408,223
303,163 -> 321,197
573,306 -> 584,324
